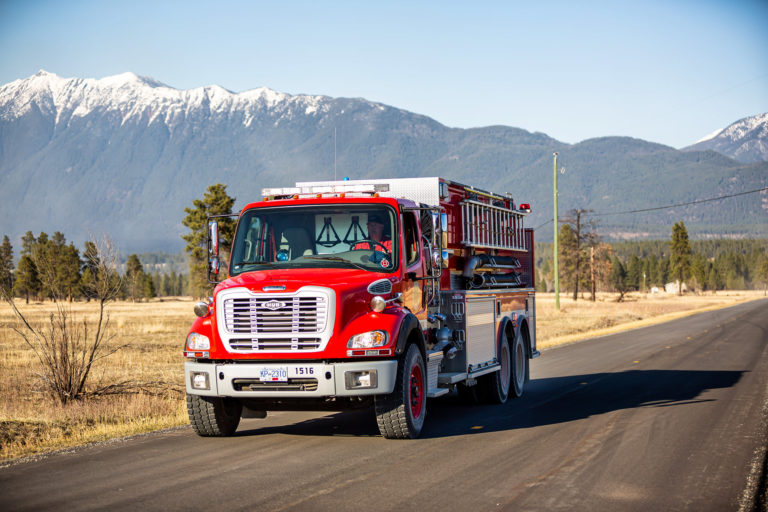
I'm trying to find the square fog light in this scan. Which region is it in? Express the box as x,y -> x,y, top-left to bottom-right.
191,371 -> 210,390
345,370 -> 378,390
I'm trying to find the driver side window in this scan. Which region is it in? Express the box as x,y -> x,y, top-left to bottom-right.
403,212 -> 420,266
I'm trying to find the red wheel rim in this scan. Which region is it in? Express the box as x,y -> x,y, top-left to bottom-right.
410,364 -> 424,419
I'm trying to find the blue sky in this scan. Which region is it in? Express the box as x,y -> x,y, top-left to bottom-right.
1,0 -> 766,148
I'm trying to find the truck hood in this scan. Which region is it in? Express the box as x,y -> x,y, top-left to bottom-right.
215,268 -> 397,296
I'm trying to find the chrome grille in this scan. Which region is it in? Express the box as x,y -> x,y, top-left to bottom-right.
228,338 -> 322,351
223,296 -> 328,334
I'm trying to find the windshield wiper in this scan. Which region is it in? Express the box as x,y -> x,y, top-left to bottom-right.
234,261 -> 277,269
302,255 -> 369,272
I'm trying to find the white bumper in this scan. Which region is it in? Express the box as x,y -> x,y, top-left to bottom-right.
185,360 -> 398,398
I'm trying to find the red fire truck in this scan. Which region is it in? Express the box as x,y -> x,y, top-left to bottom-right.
184,177 -> 538,439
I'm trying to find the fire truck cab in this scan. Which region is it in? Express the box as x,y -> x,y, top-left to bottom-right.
184,177 -> 538,439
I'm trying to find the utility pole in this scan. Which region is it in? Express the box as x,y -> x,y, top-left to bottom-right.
553,152 -> 560,310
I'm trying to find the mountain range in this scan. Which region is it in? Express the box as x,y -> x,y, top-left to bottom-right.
1,70 -> 766,252
683,112 -> 768,163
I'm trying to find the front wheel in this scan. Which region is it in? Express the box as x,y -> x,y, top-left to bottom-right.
375,344 -> 426,439
186,393 -> 242,437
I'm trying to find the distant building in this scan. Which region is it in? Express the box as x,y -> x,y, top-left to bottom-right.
665,281 -> 688,293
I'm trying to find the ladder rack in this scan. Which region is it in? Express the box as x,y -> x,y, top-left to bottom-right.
461,200 -> 527,251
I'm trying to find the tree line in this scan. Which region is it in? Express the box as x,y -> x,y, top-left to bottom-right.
4,190 -> 766,304
0,231 -> 189,303
536,212 -> 768,299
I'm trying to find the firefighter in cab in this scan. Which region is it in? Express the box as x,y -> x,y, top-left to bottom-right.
354,213 -> 392,267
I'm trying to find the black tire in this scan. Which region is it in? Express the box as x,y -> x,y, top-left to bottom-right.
478,330 -> 512,404
375,344 -> 426,439
510,329 -> 527,398
186,393 -> 242,437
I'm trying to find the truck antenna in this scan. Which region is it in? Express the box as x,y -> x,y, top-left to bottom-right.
334,127 -> 337,181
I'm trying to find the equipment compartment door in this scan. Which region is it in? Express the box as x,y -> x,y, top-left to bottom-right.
465,297 -> 496,369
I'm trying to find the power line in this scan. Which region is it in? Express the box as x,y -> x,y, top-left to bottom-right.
586,186 -> 768,216
531,186 -> 768,230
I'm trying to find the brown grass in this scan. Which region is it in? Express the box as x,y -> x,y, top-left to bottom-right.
536,290 -> 766,348
1,291 -> 764,461
0,298 -> 193,461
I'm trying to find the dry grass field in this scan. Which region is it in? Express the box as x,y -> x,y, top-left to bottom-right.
0,299 -> 192,461
536,290 -> 766,348
1,290 -> 764,461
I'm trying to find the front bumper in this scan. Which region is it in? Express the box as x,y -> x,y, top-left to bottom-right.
185,360 -> 397,398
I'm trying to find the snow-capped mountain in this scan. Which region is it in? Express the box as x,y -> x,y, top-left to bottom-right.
684,113 -> 768,163
0,70 -> 346,132
0,70 -> 766,252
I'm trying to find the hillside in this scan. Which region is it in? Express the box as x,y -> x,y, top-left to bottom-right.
1,71 -> 766,251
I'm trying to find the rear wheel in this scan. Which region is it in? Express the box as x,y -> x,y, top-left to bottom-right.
510,329 -> 527,398
478,330 -> 512,404
375,344 -> 426,439
186,393 -> 242,437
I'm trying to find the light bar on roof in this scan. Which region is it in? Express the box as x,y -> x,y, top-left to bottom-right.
261,183 -> 390,197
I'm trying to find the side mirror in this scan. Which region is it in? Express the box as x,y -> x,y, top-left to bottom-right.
208,220 -> 220,276
432,248 -> 441,269
440,212 -> 448,267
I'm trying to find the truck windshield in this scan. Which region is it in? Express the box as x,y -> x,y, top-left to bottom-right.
230,204 -> 398,276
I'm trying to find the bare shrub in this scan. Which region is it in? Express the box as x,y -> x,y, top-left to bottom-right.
2,237 -> 124,404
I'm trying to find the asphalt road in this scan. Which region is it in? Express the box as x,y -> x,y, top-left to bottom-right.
2,299 -> 767,512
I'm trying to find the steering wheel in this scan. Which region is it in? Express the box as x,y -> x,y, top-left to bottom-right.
349,239 -> 390,254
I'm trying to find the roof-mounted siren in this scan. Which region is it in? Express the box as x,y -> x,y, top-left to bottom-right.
518,203 -> 532,213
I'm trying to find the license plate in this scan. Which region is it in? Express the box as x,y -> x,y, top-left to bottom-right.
259,367 -> 288,382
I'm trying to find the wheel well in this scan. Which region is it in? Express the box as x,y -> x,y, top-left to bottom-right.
519,319 -> 531,358
395,313 -> 426,357
519,319 -> 532,382
407,330 -> 426,359
504,319 -> 514,342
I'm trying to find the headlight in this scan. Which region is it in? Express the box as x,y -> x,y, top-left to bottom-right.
347,330 -> 388,348
187,332 -> 210,350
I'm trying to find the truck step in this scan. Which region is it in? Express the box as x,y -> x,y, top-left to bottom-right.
427,388 -> 450,398
438,372 -> 467,385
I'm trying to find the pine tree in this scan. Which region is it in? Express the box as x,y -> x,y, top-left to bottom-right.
13,255 -> 40,303
646,254 -> 660,287
182,184 -> 236,298
669,221 -> 692,295
626,255 -> 642,291
20,231 -> 35,257
659,258 -> 670,286
609,255 -> 627,301
690,254 -> 707,292
59,242 -> 82,301
143,273 -> 156,299
125,254 -> 145,302
79,241 -> 100,301
151,272 -> 162,297
0,235 -> 14,294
